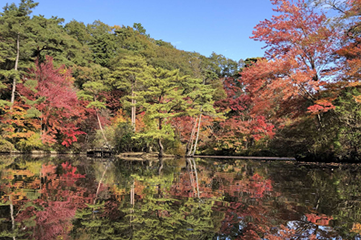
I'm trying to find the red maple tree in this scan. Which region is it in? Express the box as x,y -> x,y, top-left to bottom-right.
18,56 -> 85,146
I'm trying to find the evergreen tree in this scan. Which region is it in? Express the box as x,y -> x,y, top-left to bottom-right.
109,54 -> 152,130
0,0 -> 38,108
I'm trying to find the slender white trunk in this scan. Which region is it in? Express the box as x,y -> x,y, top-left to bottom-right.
10,33 -> 20,110
130,180 -> 135,223
187,158 -> 196,196
96,112 -> 108,144
187,117 -> 198,156
131,80 -> 136,132
40,111 -> 43,137
130,182 -> 134,206
94,163 -> 109,204
10,202 -> 14,229
131,92 -> 136,131
10,198 -> 16,240
158,159 -> 163,175
192,158 -> 200,199
40,165 -> 42,191
192,113 -> 202,156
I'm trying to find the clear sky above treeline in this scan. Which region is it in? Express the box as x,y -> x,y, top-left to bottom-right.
25,0 -> 276,62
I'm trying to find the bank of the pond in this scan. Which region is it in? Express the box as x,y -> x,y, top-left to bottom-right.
0,150 -> 87,156
3,150 -> 359,164
117,152 -> 179,160
194,155 -> 296,160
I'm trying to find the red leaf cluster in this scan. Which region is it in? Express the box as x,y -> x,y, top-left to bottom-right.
18,56 -> 86,146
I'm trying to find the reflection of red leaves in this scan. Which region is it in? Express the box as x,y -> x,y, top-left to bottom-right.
16,162 -> 94,239
169,166 -> 274,239
213,172 -> 273,199
41,164 -> 57,176
240,223 -> 263,240
36,201 -> 76,240
307,99 -> 335,114
249,173 -> 273,198
39,162 -> 92,207
60,162 -> 85,186
263,224 -> 297,239
61,162 -> 85,178
210,172 -> 273,238
216,201 -> 268,238
17,200 -> 76,240
306,213 -> 333,226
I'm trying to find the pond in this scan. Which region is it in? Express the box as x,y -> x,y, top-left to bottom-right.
0,155 -> 360,239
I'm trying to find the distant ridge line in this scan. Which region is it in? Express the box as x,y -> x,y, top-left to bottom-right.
193,155 -> 296,161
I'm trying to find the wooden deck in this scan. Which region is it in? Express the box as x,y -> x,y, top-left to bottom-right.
87,148 -> 114,158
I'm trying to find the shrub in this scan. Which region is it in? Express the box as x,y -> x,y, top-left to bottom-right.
0,138 -> 16,152
15,133 -> 44,152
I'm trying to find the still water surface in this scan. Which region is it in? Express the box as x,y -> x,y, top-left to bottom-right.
0,156 -> 360,239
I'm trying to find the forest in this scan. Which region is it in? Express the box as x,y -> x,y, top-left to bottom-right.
1,0 -> 361,161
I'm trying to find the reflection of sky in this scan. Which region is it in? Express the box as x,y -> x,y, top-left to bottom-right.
216,237 -> 231,240
287,220 -> 342,240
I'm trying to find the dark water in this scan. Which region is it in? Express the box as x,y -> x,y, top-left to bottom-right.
0,156 -> 361,240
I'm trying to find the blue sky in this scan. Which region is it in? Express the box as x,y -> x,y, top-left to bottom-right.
25,0 -> 276,61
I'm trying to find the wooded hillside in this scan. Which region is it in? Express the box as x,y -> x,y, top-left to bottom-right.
1,0 -> 361,161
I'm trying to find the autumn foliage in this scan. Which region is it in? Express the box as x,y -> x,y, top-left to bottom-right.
1,0 -> 361,159
17,57 -> 85,147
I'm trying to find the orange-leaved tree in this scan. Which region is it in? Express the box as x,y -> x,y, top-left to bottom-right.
243,0 -> 340,121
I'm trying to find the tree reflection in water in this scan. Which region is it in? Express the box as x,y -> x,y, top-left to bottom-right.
0,156 -> 360,239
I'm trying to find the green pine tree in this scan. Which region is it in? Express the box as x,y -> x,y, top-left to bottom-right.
0,0 -> 38,108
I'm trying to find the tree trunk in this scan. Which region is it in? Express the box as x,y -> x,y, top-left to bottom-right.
187,158 -> 196,196
130,181 -> 135,206
187,117 -> 198,156
94,163 -> 109,204
96,111 -> 108,144
192,158 -> 200,199
158,159 -> 163,175
158,138 -> 164,158
158,118 -> 164,157
131,90 -> 136,132
130,180 -> 135,223
192,113 -> 202,156
10,198 -> 16,240
10,33 -> 20,110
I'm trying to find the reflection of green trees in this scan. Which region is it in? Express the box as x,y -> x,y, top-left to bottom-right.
0,156 -> 43,240
2,156 -> 361,239
72,198 -> 218,240
72,158 -> 221,239
71,202 -> 124,240
197,159 -> 276,239
319,166 -> 361,239
127,197 -> 216,240
70,159 -> 361,239
126,171 -> 219,239
195,159 -> 361,239
269,162 -> 361,239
